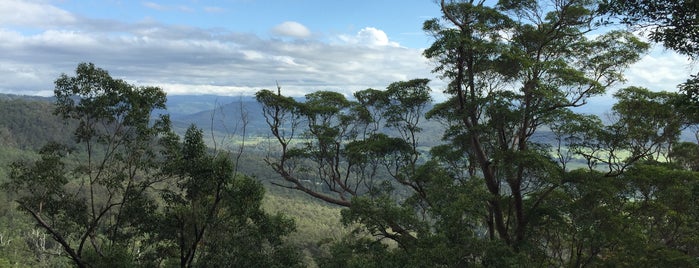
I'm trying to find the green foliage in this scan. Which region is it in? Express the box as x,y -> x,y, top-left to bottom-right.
159,125 -> 302,267
0,64 -> 304,267
671,142 -> 699,171
262,190 -> 360,266
2,63 -> 171,267
612,87 -> 683,154
0,98 -> 75,151
257,78 -> 432,207
317,235 -> 403,268
4,2 -> 699,267
81,244 -> 137,268
420,0 -> 648,261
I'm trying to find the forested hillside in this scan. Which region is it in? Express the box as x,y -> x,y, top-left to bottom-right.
0,96 -> 75,150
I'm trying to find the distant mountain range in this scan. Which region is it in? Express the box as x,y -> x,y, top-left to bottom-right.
1,92 -> 693,144
165,95 -> 269,136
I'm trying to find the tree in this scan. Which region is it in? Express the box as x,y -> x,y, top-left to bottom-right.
424,0 -> 647,249
610,87 -> 684,161
157,125 -> 302,267
256,79 -> 431,206
671,142 -> 699,171
4,63 -> 170,267
553,87 -> 688,176
617,162 -> 699,267
257,79 -> 433,247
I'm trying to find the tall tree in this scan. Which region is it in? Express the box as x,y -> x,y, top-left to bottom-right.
4,63 -> 170,267
425,0 -> 647,248
599,0 -> 699,131
256,79 -> 431,206
257,79 -> 432,245
157,125 -> 302,267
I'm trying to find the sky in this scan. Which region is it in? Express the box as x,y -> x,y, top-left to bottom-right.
0,0 -> 695,101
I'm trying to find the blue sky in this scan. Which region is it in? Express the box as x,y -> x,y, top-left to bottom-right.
50,0 -> 439,47
0,0 -> 693,101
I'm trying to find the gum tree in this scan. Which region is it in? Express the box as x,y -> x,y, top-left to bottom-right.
4,63 -> 170,267
256,79 -> 432,245
425,0 -> 648,248
158,125 -> 302,268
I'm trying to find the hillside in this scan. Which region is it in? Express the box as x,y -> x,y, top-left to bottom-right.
0,95 -> 74,151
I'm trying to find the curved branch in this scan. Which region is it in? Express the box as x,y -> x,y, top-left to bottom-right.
18,201 -> 87,268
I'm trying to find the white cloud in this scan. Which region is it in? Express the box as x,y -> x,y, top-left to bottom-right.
158,83 -> 261,96
0,8 -> 436,98
0,0 -> 76,28
33,30 -> 100,47
271,21 -> 312,39
0,3 -> 502,101
623,47 -> 694,91
0,62 -> 61,95
339,27 -> 400,47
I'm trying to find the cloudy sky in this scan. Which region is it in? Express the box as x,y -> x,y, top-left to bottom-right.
0,0 -> 694,100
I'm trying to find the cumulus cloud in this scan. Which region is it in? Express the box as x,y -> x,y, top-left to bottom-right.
339,27 -> 400,47
271,21 -> 312,39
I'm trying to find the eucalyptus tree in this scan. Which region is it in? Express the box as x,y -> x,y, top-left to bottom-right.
425,0 -> 648,248
158,125 -> 302,268
256,79 -> 432,244
4,63 -> 170,267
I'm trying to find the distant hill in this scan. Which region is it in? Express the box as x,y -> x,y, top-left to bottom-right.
3,92 -> 694,145
0,96 -> 75,150
162,94 -> 250,117
168,98 -> 455,147
168,96 -> 270,137
0,93 -> 53,102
